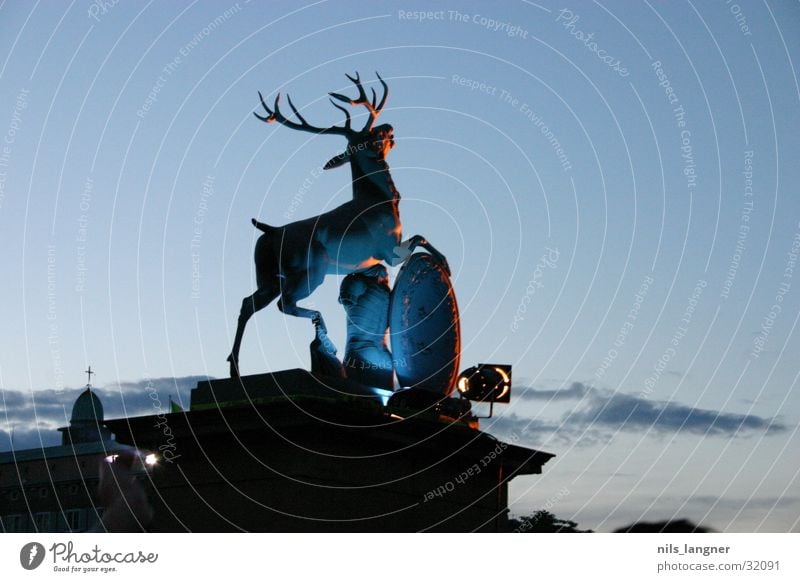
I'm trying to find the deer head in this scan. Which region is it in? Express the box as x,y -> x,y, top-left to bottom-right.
254,72 -> 392,171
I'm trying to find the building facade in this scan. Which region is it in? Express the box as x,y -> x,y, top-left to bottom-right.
0,387 -> 131,532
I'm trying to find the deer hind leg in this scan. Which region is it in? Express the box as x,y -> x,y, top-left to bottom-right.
228,283 -> 279,377
277,286 -> 328,333
276,254 -> 329,332
395,234 -> 451,275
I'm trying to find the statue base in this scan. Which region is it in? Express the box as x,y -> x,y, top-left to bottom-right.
192,368 -> 391,411
105,371 -> 554,532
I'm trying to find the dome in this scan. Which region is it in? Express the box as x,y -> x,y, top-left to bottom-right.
70,388 -> 104,424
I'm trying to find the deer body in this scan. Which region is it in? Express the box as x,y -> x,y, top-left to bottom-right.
228,73 -> 448,377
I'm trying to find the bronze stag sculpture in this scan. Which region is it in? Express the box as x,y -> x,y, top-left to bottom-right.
228,73 -> 449,377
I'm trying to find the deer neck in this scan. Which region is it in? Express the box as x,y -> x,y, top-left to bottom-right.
350,156 -> 399,203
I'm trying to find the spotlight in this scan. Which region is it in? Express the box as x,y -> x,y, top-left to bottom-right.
456,364 -> 512,403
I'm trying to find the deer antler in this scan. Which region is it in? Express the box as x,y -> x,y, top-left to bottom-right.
254,91 -> 351,136
329,72 -> 389,132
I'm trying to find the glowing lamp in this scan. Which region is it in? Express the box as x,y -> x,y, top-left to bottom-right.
456,364 -> 512,403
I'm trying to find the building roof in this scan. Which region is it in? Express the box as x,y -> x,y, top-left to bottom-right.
107,395 -> 555,476
0,440 -> 133,464
70,387 -> 104,424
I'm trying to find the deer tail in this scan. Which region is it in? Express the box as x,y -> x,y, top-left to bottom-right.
251,218 -> 275,233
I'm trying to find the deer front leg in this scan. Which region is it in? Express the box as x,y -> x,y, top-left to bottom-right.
394,234 -> 451,275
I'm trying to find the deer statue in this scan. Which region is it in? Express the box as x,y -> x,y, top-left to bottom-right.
227,72 -> 449,377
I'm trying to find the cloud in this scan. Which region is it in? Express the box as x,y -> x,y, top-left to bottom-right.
688,495 -> 800,510
0,376 -> 209,452
569,390 -> 786,436
483,413 -> 561,440
482,411 -> 606,449
485,382 -> 786,446
516,381 -> 590,401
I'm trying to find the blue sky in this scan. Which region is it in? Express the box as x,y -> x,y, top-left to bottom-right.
1,0 -> 799,532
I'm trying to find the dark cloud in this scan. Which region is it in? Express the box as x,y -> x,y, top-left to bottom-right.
482,412 -> 606,449
0,376 -> 210,452
569,390 -> 786,436
486,382 -> 786,446
483,413 -> 560,440
516,381 -> 590,401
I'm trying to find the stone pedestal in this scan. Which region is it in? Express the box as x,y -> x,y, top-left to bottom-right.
106,372 -> 553,532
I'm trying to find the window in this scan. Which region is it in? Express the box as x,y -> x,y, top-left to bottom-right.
33,512 -> 52,532
2,514 -> 25,532
61,509 -> 83,532
87,507 -> 103,531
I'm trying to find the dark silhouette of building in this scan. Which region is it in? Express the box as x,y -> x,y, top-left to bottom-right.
58,387 -> 112,445
3,371 -> 554,532
0,384 -> 133,532
105,370 -> 554,532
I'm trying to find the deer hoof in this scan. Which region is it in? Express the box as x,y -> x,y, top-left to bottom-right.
312,315 -> 328,334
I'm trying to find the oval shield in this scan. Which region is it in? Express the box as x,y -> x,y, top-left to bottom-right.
389,253 -> 460,395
